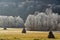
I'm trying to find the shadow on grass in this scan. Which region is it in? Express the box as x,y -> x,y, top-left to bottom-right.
0,39 -> 9,40
33,38 -> 39,40
14,37 -> 21,40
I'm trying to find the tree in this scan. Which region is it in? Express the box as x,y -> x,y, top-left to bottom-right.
22,28 -> 26,33
4,27 -> 7,30
48,31 -> 55,38
0,16 -> 24,28
2,16 -> 8,30
25,10 -> 59,31
8,16 -> 15,28
25,15 -> 35,31
16,16 -> 24,28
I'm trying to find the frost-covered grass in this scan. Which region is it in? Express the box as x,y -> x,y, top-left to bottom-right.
0,28 -> 60,40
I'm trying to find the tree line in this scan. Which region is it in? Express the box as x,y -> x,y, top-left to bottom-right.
0,8 -> 60,31
0,16 -> 24,28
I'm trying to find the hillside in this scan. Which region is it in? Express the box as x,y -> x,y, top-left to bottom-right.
0,0 -> 60,20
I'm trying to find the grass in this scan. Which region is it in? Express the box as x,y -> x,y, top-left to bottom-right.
0,28 -> 60,40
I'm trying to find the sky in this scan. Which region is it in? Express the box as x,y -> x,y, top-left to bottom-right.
0,0 -> 60,21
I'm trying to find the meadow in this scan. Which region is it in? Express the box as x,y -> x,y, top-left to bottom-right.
0,28 -> 60,40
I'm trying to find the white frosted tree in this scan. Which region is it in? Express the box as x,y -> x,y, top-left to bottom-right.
0,16 -> 4,27
16,16 -> 24,28
8,16 -> 15,28
57,23 -> 60,31
0,16 -> 24,28
2,16 -> 8,28
8,16 -> 24,28
25,15 -> 35,30
25,8 -> 59,31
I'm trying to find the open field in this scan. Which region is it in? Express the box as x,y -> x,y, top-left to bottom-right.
0,28 -> 60,40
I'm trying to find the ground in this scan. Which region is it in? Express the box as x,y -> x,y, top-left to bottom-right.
0,28 -> 60,40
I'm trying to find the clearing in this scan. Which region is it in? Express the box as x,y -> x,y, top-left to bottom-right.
0,28 -> 60,40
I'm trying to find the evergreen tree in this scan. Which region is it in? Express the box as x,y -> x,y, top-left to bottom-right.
4,28 -> 7,30
48,31 -> 55,38
22,28 -> 26,33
